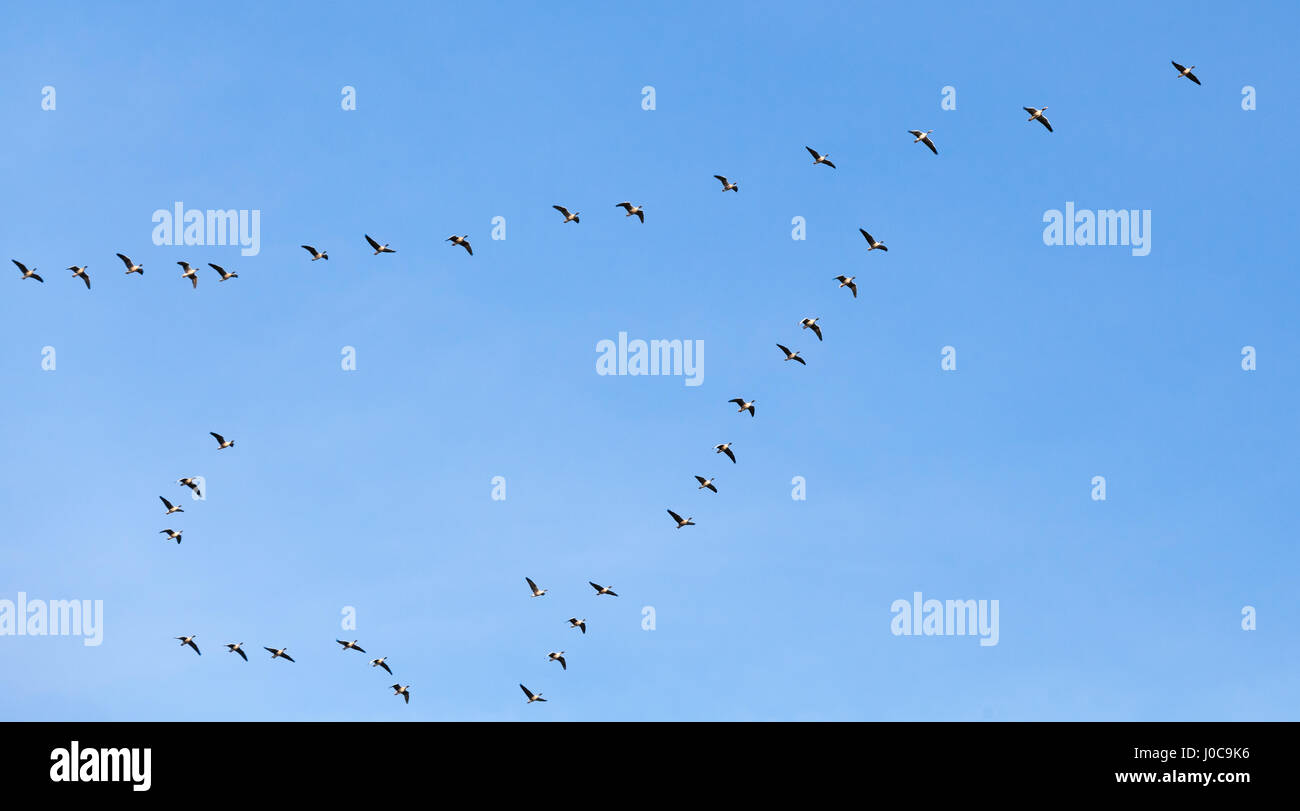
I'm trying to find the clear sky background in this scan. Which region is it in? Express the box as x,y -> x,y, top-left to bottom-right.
1,1 -> 1296,721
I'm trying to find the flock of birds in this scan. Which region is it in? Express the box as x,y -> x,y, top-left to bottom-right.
164,432 -> 419,704
9,59 -> 1209,294
22,58 -> 1204,713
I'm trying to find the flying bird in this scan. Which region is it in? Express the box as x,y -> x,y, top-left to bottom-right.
552,205 -> 580,224
694,475 -> 718,493
615,202 -> 645,222
1171,60 -> 1201,85
176,635 -> 201,656
160,529 -> 183,544
178,477 -> 202,496
525,577 -> 547,598
446,235 -> 472,255
391,684 -> 411,704
210,432 -> 234,449
777,344 -> 806,365
159,496 -> 184,516
226,643 -> 248,661
714,442 -> 736,463
859,229 -> 888,252
548,651 -> 567,671
713,175 -> 739,192
728,397 -> 756,417
800,317 -> 823,341
1023,106 -> 1053,132
301,245 -> 328,261
908,129 -> 938,155
589,581 -> 618,597
209,263 -> 238,281
365,235 -> 396,255
116,253 -> 143,275
834,275 -> 857,298
805,146 -> 836,168
370,657 -> 392,675
667,509 -> 695,529
12,260 -> 43,282
336,639 -> 367,653
67,266 -> 91,289
567,617 -> 587,634
177,261 -> 199,289
264,647 -> 295,663
520,684 -> 546,703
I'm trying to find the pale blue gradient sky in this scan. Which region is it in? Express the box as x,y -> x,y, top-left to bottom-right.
1,1 -> 1296,721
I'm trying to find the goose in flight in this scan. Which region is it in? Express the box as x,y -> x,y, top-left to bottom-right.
1171,60 -> 1201,85
116,253 -> 144,275
177,261 -> 199,288
667,509 -> 695,529
834,275 -> 857,298
552,205 -> 580,224
336,639 -> 367,653
226,642 -> 248,661
160,529 -> 183,544
1023,106 -> 1053,132
567,617 -> 587,634
391,684 -> 411,704
370,657 -> 392,675
616,202 -> 645,222
176,635 -> 201,656
12,260 -> 43,282
859,229 -> 888,252
264,646 -> 295,663
777,344 -> 806,365
68,266 -> 91,289
301,245 -> 328,261
209,263 -> 238,281
729,397 -> 756,416
209,432 -> 234,450
800,317 -> 823,341
178,477 -> 202,496
520,684 -> 547,703
446,235 -> 472,255
908,129 -> 938,154
365,235 -> 396,255
713,175 -> 739,192
548,651 -> 567,670
589,581 -> 618,597
714,442 -> 736,463
805,146 -> 836,168
159,496 -> 184,516
525,577 -> 547,598
694,475 -> 718,493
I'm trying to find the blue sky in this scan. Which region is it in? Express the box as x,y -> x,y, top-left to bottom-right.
1,0 -> 1296,720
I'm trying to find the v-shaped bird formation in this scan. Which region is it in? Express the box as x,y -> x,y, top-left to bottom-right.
89,57 -> 1206,714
